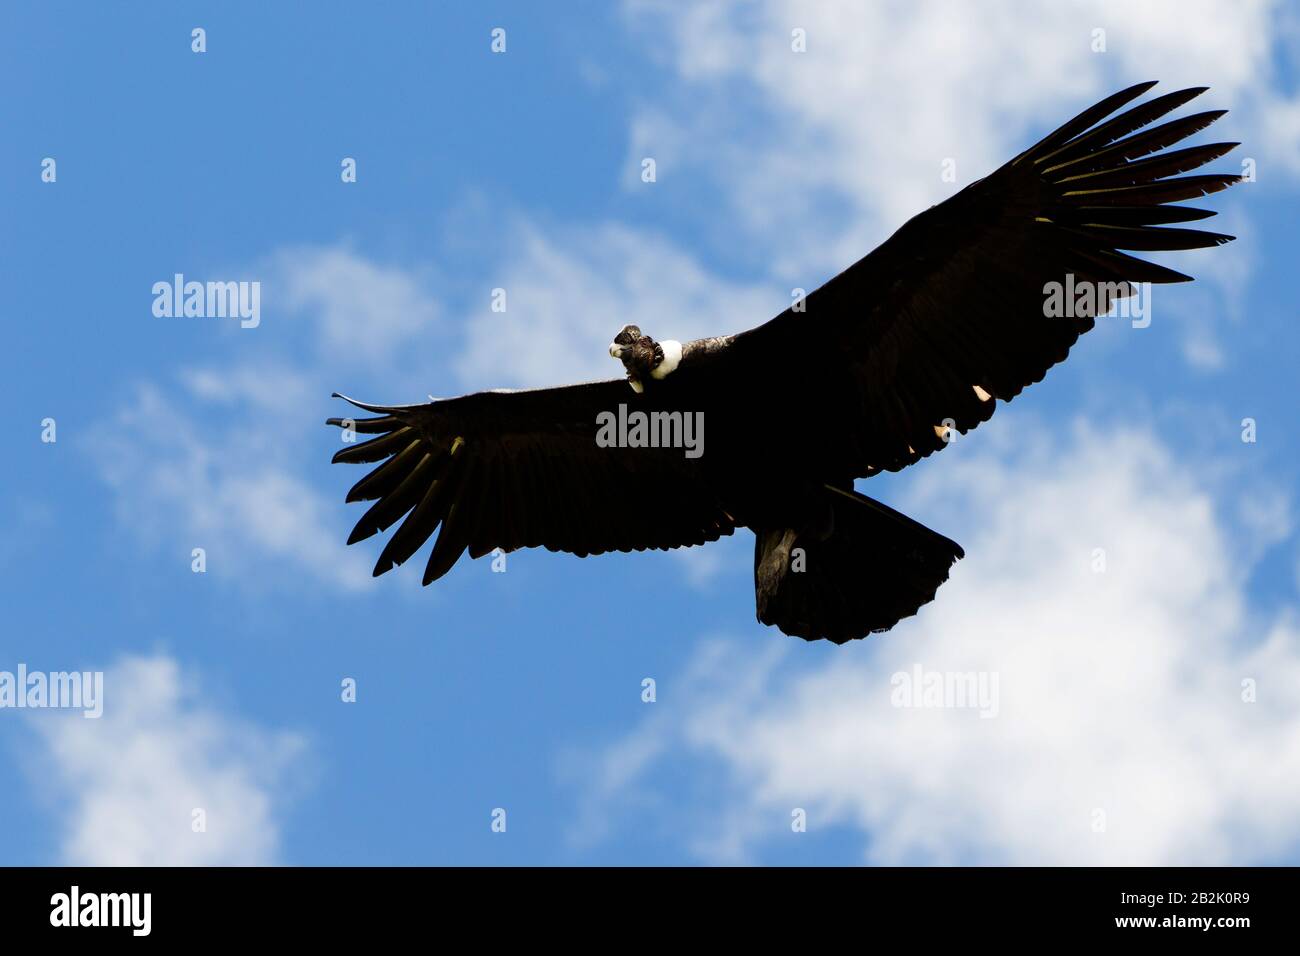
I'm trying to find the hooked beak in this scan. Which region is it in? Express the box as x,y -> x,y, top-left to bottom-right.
609,342 -> 626,359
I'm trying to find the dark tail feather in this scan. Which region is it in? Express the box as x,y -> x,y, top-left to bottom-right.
755,486 -> 963,644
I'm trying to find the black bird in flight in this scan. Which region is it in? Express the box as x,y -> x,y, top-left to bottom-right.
328,82 -> 1239,643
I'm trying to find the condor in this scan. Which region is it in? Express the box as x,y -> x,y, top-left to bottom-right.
328,82 -> 1239,643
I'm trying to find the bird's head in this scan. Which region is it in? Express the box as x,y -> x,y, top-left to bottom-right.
609,324 -> 664,393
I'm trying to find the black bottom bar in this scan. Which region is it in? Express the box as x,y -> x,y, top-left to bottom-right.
0,866 -> 1291,942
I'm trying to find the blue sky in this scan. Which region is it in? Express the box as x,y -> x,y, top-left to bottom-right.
3,1 -> 1299,866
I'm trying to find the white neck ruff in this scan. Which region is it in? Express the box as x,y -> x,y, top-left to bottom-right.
649,339 -> 683,380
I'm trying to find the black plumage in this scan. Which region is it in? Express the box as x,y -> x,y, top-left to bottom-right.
328,82 -> 1239,643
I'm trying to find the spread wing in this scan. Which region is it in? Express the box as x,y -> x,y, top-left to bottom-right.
717,81 -> 1240,475
326,382 -> 734,584
327,82 -> 1240,583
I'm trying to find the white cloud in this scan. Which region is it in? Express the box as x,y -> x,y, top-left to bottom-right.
179,361 -> 316,413
267,245 -> 440,363
670,533 -> 751,592
89,244 -> 447,592
27,655 -> 305,865
575,417 -> 1300,864
90,381 -> 372,592
623,0 -> 1294,364
1258,93 -> 1300,177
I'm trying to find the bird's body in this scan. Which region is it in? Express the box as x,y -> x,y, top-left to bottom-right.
329,82 -> 1240,643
